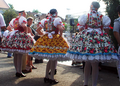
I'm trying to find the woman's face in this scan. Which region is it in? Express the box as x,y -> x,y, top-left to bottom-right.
90,4 -> 98,11
90,5 -> 93,10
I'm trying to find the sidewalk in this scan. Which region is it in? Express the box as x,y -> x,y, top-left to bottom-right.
0,52 -> 120,86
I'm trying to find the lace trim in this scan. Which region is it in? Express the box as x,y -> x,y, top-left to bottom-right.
0,48 -> 30,54
65,52 -> 118,62
28,52 -> 70,61
33,46 -> 68,50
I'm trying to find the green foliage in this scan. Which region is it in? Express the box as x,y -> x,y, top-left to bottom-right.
102,0 -> 120,50
3,9 -> 17,26
8,4 -> 14,9
32,9 -> 40,13
63,22 -> 67,31
70,18 -> 78,33
103,0 -> 119,26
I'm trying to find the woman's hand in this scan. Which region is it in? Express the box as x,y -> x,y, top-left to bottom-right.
36,26 -> 44,35
57,25 -> 64,37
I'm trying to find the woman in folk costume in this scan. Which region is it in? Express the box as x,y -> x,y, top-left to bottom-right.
2,18 -> 15,58
29,9 -> 69,84
113,5 -> 120,82
65,1 -> 118,86
1,11 -> 34,77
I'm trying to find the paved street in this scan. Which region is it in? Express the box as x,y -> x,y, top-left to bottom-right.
0,52 -> 120,86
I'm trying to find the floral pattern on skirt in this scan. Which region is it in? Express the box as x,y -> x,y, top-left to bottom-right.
66,29 -> 118,62
0,31 -> 34,54
29,34 -> 69,61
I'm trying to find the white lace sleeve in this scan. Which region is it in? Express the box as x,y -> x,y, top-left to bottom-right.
19,16 -> 27,26
102,15 -> 111,29
53,17 -> 63,27
39,18 -> 47,28
9,18 -> 15,28
78,14 -> 87,28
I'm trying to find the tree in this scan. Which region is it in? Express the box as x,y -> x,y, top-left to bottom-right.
102,0 -> 120,50
32,9 -> 40,13
8,4 -> 14,9
103,0 -> 119,26
3,4 -> 17,26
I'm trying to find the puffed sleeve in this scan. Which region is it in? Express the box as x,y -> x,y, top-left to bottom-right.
53,17 -> 64,27
113,19 -> 120,33
0,13 -> 6,27
102,15 -> 111,29
78,14 -> 87,28
9,18 -> 15,28
39,18 -> 47,28
19,16 -> 27,26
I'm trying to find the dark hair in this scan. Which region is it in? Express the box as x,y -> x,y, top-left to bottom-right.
49,9 -> 57,15
27,17 -> 33,21
116,5 -> 120,14
46,16 -> 48,18
19,10 -> 25,13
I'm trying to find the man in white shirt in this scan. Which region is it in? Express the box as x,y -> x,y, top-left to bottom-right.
0,13 -> 6,42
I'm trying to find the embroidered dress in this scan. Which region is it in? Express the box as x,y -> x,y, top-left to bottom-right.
0,16 -> 34,54
66,11 -> 118,62
29,17 -> 69,61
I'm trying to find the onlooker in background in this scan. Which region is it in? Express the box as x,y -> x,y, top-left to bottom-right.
4,18 -> 16,58
22,17 -> 37,73
113,5 -> 120,81
0,13 -> 6,44
27,17 -> 37,69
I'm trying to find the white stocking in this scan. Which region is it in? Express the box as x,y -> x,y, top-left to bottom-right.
91,62 -> 99,86
45,60 -> 51,78
116,57 -> 120,81
84,61 -> 91,85
13,53 -> 17,72
50,60 -> 56,80
16,53 -> 23,73
55,60 -> 57,69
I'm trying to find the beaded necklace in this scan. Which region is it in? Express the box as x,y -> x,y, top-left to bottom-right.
47,17 -> 54,31
89,10 -> 101,27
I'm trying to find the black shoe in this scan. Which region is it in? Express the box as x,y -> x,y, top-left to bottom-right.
49,79 -> 59,84
49,69 -> 57,75
44,78 -> 50,83
35,59 -> 43,63
7,56 -> 13,58
16,73 -> 26,77
117,76 -> 119,78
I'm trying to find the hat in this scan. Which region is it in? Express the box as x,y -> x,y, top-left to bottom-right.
19,10 -> 25,13
27,17 -> 33,21
91,1 -> 100,9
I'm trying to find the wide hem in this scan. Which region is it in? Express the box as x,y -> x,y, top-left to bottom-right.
65,52 -> 118,62
28,52 -> 70,61
0,48 -> 30,54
